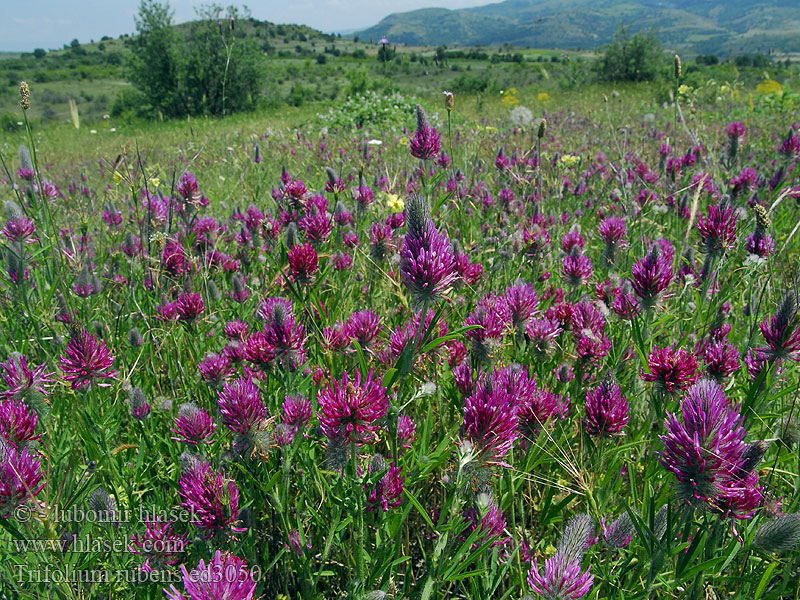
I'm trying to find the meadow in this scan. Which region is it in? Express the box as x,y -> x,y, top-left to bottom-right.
0,60 -> 800,600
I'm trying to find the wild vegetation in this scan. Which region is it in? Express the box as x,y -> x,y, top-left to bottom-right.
1,5 -> 800,600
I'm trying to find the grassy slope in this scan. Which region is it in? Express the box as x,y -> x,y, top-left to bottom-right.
356,0 -> 800,55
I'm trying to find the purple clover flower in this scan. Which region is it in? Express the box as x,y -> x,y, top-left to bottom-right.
525,317 -> 562,358
177,462 -> 246,538
397,414 -> 417,448
165,550 -> 256,600
409,105 -> 441,160
640,345 -> 698,394
631,243 -> 672,309
245,300 -> 306,371
130,518 -> 187,572
316,369 -> 387,446
0,398 -> 39,448
460,367 -> 519,467
502,283 -> 539,329
583,375 -> 630,437
198,352 -> 233,387
658,379 -> 760,514
344,309 -> 383,351
175,292 -> 205,322
561,251 -> 592,287
217,377 -> 268,436
282,395 -> 312,434
399,194 -> 457,308
287,243 -> 318,283
701,340 -> 740,381
696,204 -> 738,254
59,330 -> 118,393
759,291 -> 800,362
1,353 -> 55,401
528,553 -> 594,600
0,441 -> 44,518
2,217 -> 37,244
745,230 -> 774,259
366,460 -> 404,512
171,403 -> 217,445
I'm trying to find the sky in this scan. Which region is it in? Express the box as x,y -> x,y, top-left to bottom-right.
1,0 -> 493,51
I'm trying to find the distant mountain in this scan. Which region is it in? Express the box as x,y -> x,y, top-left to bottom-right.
356,0 -> 800,55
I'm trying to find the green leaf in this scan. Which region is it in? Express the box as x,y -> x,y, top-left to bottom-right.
382,368 -> 398,388
404,488 -> 435,529
420,325 -> 481,353
754,561 -> 778,600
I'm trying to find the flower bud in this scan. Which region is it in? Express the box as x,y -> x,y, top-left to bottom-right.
537,119 -> 547,139
443,90 -> 454,112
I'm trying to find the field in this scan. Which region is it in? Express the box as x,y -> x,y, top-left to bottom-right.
1,55 -> 800,600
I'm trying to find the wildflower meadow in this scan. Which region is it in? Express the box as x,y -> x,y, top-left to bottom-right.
1,66 -> 800,600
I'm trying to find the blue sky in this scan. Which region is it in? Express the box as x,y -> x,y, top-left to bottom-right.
2,0 -> 492,51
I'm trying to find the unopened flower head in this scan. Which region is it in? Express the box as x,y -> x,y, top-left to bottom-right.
759,291 -> 800,362
409,105 -> 441,160
443,91 -> 454,112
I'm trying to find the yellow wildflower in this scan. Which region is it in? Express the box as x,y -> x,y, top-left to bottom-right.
755,79 -> 783,96
559,154 -> 580,167
386,193 -> 404,213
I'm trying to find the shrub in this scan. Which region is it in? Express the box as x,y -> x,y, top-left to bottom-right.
597,26 -> 665,82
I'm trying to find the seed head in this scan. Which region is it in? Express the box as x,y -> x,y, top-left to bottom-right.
556,513 -> 595,565
753,203 -> 770,230
754,513 -> 800,553
19,82 -> 30,110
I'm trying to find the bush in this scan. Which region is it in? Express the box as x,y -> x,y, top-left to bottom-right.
451,73 -> 491,93
597,26 -> 665,82
696,54 -> 719,66
346,66 -> 369,96
288,83 -> 305,107
110,88 -> 154,120
733,54 -> 772,68
0,113 -> 19,132
315,90 -> 415,130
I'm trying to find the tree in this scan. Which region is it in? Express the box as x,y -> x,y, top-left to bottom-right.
128,1 -> 185,117
597,26 -> 664,82
128,1 -> 261,118
33,48 -> 46,59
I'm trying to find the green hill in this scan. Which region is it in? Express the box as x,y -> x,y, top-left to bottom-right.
356,0 -> 800,56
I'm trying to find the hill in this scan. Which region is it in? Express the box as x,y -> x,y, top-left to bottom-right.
356,0 -> 800,56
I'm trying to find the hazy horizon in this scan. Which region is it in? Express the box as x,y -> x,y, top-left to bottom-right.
1,0 -> 492,52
